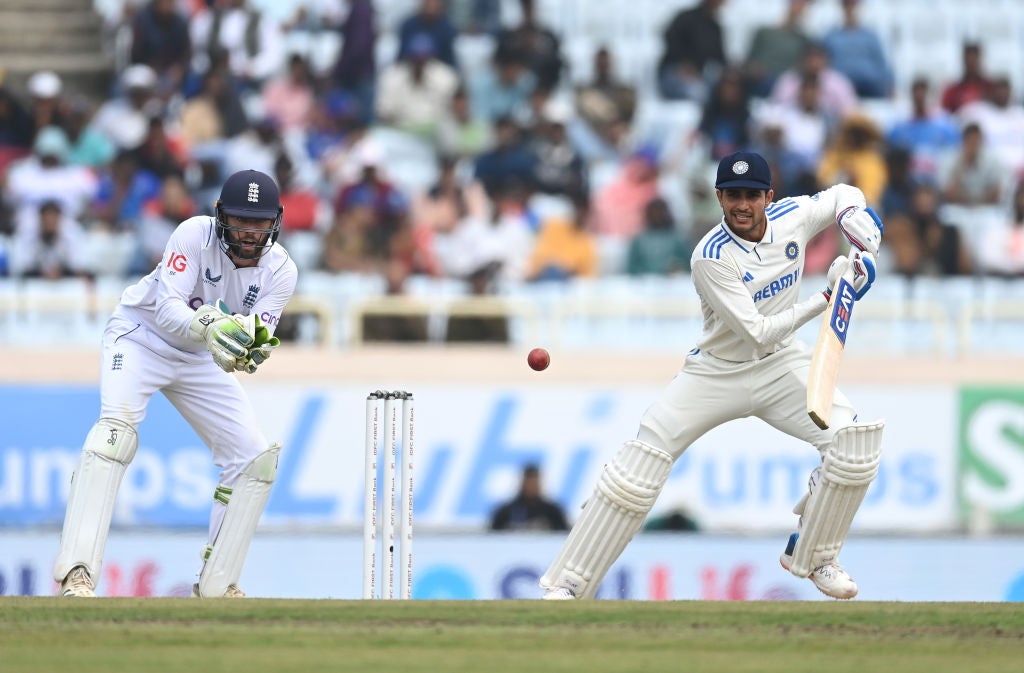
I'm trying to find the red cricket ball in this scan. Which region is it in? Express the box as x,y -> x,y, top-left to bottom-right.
527,347 -> 550,371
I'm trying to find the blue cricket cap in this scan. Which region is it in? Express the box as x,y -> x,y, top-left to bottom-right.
715,151 -> 772,191
219,169 -> 281,219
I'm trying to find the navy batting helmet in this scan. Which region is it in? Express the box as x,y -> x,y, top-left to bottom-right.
215,169 -> 284,260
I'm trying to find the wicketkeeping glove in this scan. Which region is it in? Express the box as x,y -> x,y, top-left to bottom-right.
241,314 -> 280,374
188,299 -> 256,373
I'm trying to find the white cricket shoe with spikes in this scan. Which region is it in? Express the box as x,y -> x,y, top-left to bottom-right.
542,586 -> 577,600
59,566 -> 96,597
192,583 -> 246,598
780,533 -> 858,600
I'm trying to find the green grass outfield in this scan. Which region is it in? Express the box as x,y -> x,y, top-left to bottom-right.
2,598 -> 1022,673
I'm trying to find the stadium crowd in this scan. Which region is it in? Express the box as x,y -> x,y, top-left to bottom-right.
1,0 -> 1023,300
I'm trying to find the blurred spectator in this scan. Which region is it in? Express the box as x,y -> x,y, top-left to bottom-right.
489,463 -> 569,532
473,116 -> 537,199
532,99 -> 587,197
741,0 -> 814,97
939,123 -> 1003,207
816,112 -> 887,207
397,0 -> 459,70
4,126 -> 99,224
625,197 -> 691,276
977,179 -> 1024,276
496,0 -> 564,91
329,0 -> 377,124
64,96 -> 116,169
275,151 -> 329,235
879,145 -> 917,219
888,182 -> 973,277
469,45 -> 537,123
526,190 -> 598,281
437,84 -> 493,160
132,116 -> 186,180
376,34 -> 460,138
131,173 -> 194,275
697,66 -> 752,161
940,42 -> 994,114
360,258 -> 429,342
261,53 -> 317,134
8,200 -> 92,279
189,0 -> 285,91
411,155 -> 489,275
590,146 -> 661,240
958,76 -> 1024,179
178,63 -> 250,148
886,77 -> 961,181
822,0 -> 893,99
656,0 -> 726,104
26,70 -> 66,141
574,45 -> 637,159
332,142 -> 411,263
321,189 -> 378,273
91,150 -> 162,232
93,64 -> 160,151
130,0 -> 192,102
224,116 -> 311,186
748,118 -> 818,200
0,87 -> 34,151
770,42 -> 858,119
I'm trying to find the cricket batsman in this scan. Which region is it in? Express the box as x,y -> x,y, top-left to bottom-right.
541,151 -> 884,600
55,169 -> 297,598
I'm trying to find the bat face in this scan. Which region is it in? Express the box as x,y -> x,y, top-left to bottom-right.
828,278 -> 856,345
807,270 -> 857,430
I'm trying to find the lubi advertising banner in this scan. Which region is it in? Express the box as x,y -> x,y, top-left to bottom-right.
0,382 -> 955,532
959,387 -> 1024,527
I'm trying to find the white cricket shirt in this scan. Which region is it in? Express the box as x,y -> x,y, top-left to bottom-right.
114,215 -> 298,353
690,184 -> 865,362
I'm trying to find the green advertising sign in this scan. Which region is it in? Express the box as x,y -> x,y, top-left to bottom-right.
959,387 -> 1024,527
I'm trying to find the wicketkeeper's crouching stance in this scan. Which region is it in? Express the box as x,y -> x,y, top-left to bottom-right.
541,151 -> 885,600
55,169 -> 297,598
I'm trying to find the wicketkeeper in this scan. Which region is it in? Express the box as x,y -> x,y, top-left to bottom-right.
541,152 -> 884,600
55,169 -> 296,598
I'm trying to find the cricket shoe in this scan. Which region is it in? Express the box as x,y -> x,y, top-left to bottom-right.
779,533 -> 858,600
59,566 -> 96,597
542,579 -> 580,600
192,583 -> 246,598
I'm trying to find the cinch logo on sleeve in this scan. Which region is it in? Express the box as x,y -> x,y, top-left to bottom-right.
752,268 -> 799,302
828,279 -> 856,344
166,252 -> 187,273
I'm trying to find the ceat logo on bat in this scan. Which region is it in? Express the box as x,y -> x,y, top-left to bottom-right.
829,279 -> 856,345
166,252 -> 187,273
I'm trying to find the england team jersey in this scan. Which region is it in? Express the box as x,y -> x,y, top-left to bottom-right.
690,184 -> 865,362
114,216 -> 298,353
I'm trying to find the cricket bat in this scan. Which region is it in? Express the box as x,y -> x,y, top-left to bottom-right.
807,267 -> 857,430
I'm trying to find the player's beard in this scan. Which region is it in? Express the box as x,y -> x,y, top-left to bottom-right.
224,231 -> 272,261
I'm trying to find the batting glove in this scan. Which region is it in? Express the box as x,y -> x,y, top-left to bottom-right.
823,252 -> 876,302
188,299 -> 256,373
837,205 -> 884,256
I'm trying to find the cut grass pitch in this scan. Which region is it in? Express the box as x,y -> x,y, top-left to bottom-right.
2,598 -> 1022,673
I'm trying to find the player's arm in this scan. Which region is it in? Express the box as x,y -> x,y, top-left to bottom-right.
692,258 -> 828,350
151,220 -> 206,337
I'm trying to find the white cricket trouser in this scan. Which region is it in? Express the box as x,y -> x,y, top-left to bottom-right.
100,315 -> 270,543
638,342 -> 857,459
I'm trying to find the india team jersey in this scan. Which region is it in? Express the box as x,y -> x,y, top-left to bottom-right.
114,216 -> 298,353
690,184 -> 864,362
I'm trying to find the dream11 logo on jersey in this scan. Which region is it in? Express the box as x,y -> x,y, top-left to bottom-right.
166,252 -> 188,274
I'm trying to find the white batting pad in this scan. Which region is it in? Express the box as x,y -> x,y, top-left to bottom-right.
788,422 -> 883,578
540,440 -> 673,599
197,444 -> 280,597
54,418 -> 139,584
